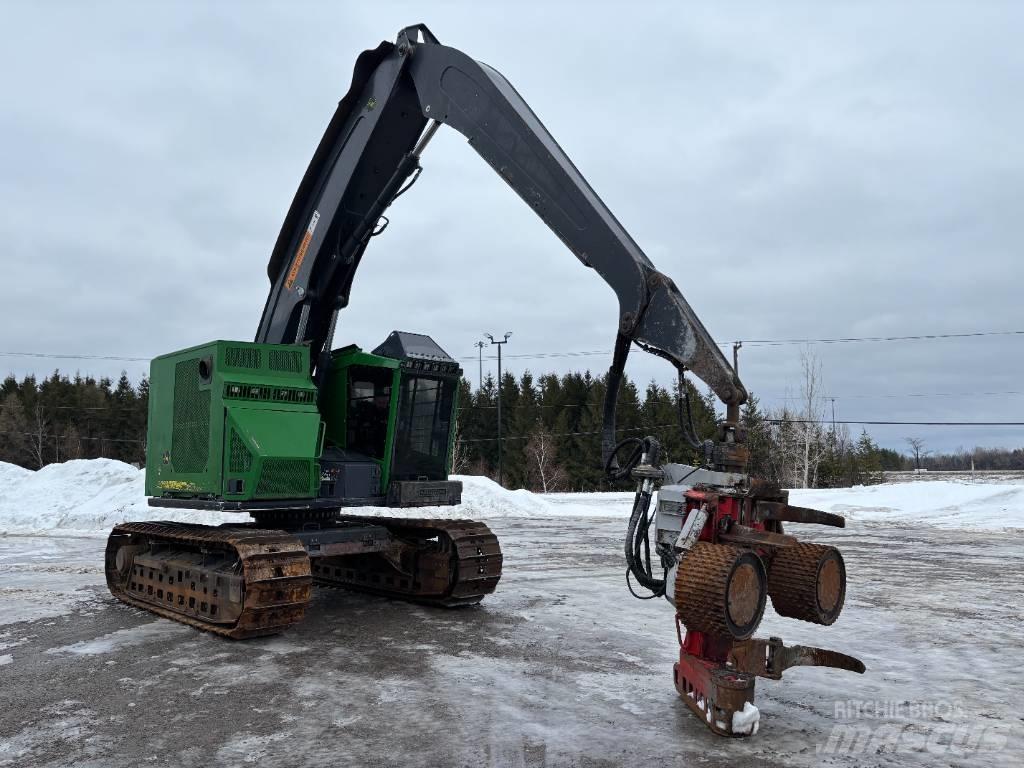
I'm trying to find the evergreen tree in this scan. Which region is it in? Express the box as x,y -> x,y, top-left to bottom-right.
0,392 -> 29,465
741,393 -> 771,479
855,430 -> 883,485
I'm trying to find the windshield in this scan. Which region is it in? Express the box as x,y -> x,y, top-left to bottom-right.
392,374 -> 456,480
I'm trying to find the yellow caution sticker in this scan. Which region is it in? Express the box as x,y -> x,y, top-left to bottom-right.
158,480 -> 202,492
285,210 -> 321,290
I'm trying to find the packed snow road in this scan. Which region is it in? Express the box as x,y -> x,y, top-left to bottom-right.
1,516 -> 1021,767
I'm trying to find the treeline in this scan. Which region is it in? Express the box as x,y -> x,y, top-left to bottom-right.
908,445 -> 1024,472
0,371 -> 148,467
1,369 -> 1022,491
454,373 -> 903,491
454,372 -> 721,491
740,396 -> 904,489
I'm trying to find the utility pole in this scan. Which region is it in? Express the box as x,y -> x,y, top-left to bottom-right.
474,340 -> 486,391
485,332 -> 512,486
830,397 -> 836,435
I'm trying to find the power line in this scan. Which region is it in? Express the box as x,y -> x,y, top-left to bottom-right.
738,330 -> 1024,347
769,390 -> 1024,401
4,328 -> 1023,367
460,390 -> 1024,407
0,352 -> 149,362
767,419 -> 1024,427
458,418 -> 1024,444
0,430 -> 145,444
462,329 -> 1024,359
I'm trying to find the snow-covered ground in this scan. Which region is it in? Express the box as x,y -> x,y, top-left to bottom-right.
1,460 -> 1022,766
1,518 -> 1021,767
1,459 -> 1022,536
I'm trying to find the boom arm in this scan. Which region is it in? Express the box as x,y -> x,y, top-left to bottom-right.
257,25 -> 747,456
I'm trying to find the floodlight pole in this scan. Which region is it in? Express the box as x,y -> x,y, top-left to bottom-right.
485,332 -> 512,486
474,340 -> 486,390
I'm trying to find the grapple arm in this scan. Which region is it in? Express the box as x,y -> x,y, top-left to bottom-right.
256,24 -> 745,424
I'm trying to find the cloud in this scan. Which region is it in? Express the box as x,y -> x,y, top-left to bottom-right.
1,2 -> 1021,451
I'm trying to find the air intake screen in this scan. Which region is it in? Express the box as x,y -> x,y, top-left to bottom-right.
269,349 -> 303,373
171,359 -> 210,473
225,346 -> 262,369
255,458 -> 314,498
228,430 -> 253,474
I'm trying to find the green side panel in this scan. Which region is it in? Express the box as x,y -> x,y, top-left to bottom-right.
146,340 -> 321,501
223,408 -> 321,499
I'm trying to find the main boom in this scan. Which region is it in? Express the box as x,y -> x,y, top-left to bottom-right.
256,24 -> 746,415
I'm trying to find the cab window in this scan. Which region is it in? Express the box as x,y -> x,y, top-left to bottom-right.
346,366 -> 392,459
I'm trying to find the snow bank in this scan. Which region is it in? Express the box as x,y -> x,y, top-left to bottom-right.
0,460 -> 626,536
0,459 -> 252,536
2,459 -> 1022,536
790,481 -> 1024,530
0,461 -> 32,487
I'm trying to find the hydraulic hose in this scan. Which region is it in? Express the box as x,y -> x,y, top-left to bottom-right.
608,436 -> 668,598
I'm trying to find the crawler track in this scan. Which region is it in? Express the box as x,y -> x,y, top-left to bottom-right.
313,516 -> 503,606
105,522 -> 312,639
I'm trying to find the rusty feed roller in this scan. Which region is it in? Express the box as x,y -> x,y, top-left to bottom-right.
768,543 -> 846,625
616,439 -> 865,737
674,543 -> 766,640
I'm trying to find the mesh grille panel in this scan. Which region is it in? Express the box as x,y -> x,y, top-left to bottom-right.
228,430 -> 253,474
225,346 -> 262,369
223,383 -> 314,403
269,349 -> 303,373
171,360 -> 210,473
255,459 -> 313,498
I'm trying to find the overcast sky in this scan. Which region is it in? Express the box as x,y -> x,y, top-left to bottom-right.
1,1 -> 1022,453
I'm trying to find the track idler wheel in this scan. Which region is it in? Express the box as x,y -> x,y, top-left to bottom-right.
768,543 -> 846,625
675,543 -> 767,640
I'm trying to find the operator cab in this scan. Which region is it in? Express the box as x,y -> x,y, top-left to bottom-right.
320,331 -> 462,507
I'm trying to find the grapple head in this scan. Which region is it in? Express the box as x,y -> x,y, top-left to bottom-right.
639,462 -> 865,736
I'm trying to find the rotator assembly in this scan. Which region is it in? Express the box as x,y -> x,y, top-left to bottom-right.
611,430 -> 865,736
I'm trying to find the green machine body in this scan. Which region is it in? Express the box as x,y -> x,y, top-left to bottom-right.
145,341 -> 322,501
145,332 -> 463,508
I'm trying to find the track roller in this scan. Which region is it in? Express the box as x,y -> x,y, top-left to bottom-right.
767,543 -> 846,625
675,543 -> 767,640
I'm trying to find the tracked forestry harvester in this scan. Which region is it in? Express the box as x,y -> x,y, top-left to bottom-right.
104,24 -> 863,733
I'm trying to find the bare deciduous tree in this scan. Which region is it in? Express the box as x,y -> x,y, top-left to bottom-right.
29,403 -> 48,469
450,416 -> 469,475
905,437 -> 929,470
525,424 -> 567,492
798,349 -> 826,489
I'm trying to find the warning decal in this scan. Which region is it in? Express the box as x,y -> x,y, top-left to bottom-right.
285,210 -> 321,290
